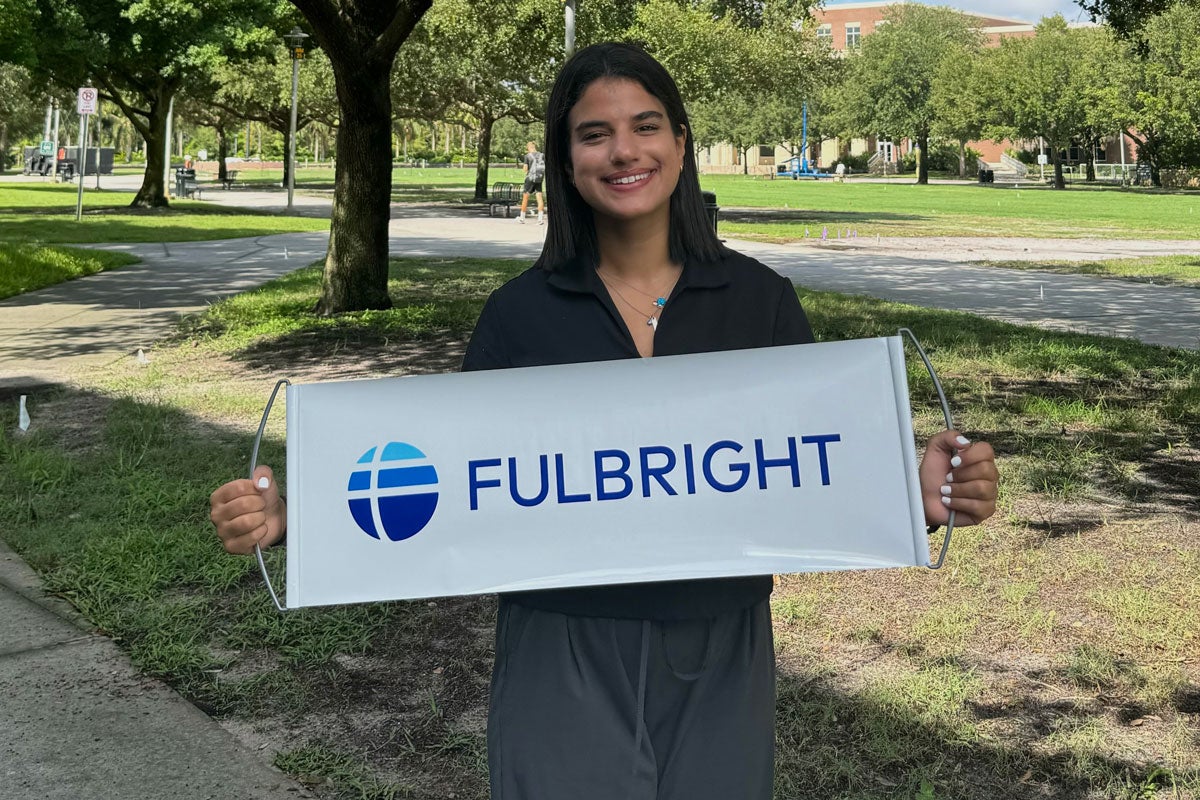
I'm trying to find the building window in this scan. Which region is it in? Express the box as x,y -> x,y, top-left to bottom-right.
845,22 -> 861,48
816,23 -> 832,44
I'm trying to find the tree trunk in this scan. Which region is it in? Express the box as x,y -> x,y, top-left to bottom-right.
916,130 -> 929,185
742,146 -> 750,175
1086,136 -> 1097,182
958,139 -> 967,180
474,111 -> 494,201
1130,131 -> 1162,188
0,121 -> 8,173
277,122 -> 292,190
1052,146 -> 1066,190
131,88 -> 173,208
317,59 -> 395,314
217,130 -> 228,183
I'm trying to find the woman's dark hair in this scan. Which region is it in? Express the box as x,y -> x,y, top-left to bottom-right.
534,41 -> 725,271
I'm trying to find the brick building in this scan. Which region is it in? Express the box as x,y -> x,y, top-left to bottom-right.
813,1 -> 1037,50
696,1 -> 1136,178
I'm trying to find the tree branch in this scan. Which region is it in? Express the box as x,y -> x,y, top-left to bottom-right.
370,0 -> 433,64
290,0 -> 346,55
94,72 -> 153,139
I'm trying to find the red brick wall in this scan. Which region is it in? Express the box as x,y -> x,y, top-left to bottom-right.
810,3 -> 1036,50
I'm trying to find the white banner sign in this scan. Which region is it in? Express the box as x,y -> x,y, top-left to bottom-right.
282,337 -> 928,609
77,87 -> 98,115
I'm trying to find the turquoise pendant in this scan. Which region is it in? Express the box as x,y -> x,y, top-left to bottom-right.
655,297 -> 666,308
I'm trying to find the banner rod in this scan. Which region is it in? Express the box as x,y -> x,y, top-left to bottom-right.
898,328 -> 956,570
250,378 -> 291,611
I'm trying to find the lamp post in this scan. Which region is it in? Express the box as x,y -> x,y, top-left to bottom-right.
283,26 -> 309,212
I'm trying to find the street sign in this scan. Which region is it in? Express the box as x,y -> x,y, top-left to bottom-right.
1037,154 -> 1049,166
77,87 -> 98,115
39,140 -> 54,156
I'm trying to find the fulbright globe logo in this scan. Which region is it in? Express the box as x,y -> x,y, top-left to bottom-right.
347,442 -> 439,541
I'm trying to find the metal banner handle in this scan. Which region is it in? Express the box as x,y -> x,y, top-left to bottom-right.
898,328 -> 956,570
249,378 -> 290,611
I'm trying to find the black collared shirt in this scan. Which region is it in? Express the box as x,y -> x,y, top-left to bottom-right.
462,249 -> 815,620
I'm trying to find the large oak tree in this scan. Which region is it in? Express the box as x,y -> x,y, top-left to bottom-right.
1077,0 -> 1194,36
17,0 -> 280,206
840,4 -> 981,185
290,0 -> 431,313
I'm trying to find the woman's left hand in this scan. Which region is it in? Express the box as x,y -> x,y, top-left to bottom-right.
919,430 -> 998,527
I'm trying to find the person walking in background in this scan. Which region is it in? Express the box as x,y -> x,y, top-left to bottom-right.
518,140 -> 546,224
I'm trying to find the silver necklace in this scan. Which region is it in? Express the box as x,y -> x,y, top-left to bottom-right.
597,270 -> 675,330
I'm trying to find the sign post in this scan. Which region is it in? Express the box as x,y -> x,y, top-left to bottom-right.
75,87 -> 98,222
282,27 -> 308,212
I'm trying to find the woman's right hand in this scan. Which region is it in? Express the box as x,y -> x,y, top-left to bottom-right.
209,465 -> 286,555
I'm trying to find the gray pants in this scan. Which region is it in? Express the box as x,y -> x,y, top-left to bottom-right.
487,599 -> 775,800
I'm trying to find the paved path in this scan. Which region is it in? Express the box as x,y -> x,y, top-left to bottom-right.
1,174 -> 1198,799
4,198 -> 1200,387
738,240 -> 1200,349
0,539 -> 315,800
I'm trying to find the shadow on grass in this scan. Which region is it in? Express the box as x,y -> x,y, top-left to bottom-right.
721,208 -> 926,225
803,292 -> 1200,520
7,202 -> 282,218
232,326 -> 470,379
774,666 -> 1198,800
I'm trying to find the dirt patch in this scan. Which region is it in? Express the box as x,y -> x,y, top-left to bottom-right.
234,332 -> 469,382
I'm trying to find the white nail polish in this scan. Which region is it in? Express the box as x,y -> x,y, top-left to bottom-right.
945,472 -> 954,483
940,485 -> 952,495
257,477 -> 269,489
956,435 -> 971,446
941,496 -> 952,505
951,455 -> 962,468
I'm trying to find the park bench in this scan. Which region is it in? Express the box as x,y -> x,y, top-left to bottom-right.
488,182 -> 521,217
220,170 -> 240,190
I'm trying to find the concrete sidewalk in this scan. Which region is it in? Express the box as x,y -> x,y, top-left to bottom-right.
1,174 -> 1198,799
0,539 -> 314,799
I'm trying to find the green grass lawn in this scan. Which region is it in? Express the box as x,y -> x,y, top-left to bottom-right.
373,168 -> 1200,239
55,164 -> 1200,241
0,243 -> 140,299
0,185 -> 328,245
2,256 -> 1196,800
972,255 -> 1200,288
699,177 -> 1200,240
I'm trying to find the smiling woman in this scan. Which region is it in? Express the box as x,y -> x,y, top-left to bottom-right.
456,42 -> 997,800
207,41 -> 999,800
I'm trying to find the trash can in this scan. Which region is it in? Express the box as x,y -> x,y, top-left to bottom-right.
701,190 -> 719,234
175,167 -> 196,197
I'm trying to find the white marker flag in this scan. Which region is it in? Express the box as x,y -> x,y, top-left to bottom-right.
276,337 -> 929,609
